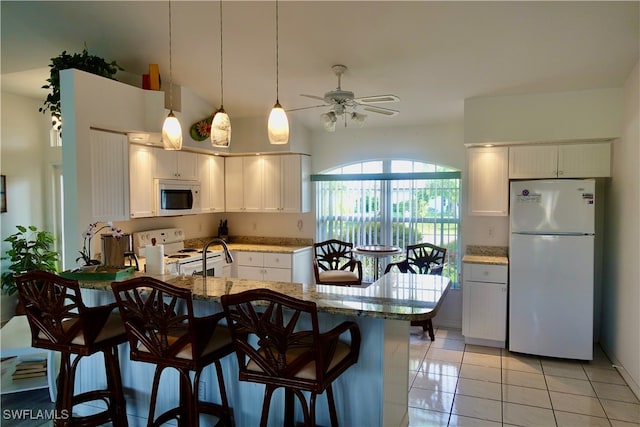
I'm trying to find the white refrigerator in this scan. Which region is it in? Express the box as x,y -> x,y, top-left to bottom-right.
509,179 -> 595,360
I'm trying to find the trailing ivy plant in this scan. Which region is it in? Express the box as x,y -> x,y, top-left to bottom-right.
1,225 -> 59,296
39,46 -> 123,131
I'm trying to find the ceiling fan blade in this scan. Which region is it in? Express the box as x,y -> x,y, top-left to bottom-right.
362,105 -> 400,116
300,94 -> 326,101
355,94 -> 400,104
287,104 -> 328,112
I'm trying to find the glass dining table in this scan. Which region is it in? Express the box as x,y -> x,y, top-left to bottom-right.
352,244 -> 403,281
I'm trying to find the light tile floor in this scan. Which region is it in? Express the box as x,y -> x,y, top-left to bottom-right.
408,327 -> 640,427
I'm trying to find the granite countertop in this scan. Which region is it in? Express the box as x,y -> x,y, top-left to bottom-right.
462,254 -> 509,265
463,245 -> 509,265
79,271 -> 450,321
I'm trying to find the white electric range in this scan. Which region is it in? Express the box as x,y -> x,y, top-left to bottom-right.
133,228 -> 224,276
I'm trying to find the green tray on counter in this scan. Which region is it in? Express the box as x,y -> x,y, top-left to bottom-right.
59,266 -> 136,280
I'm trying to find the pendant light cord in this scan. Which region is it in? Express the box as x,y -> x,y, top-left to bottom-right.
219,0 -> 224,108
275,0 -> 279,103
168,0 -> 174,111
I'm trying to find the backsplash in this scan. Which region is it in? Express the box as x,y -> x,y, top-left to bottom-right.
185,235 -> 314,248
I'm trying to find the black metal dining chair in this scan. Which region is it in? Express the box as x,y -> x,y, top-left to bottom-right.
313,239 -> 363,287
385,243 -> 447,340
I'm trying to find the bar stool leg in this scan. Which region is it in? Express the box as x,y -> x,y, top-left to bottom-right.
104,346 -> 129,426
54,353 -> 73,427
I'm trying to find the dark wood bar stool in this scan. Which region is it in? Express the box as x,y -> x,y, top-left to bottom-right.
221,288 -> 361,427
111,276 -> 234,427
14,270 -> 129,427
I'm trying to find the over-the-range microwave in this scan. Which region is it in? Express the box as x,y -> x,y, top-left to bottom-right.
155,179 -> 201,216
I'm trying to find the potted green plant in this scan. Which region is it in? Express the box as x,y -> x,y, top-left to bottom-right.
1,225 -> 60,297
39,46 -> 123,131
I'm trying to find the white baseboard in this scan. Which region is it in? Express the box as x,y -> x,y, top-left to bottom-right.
602,349 -> 640,400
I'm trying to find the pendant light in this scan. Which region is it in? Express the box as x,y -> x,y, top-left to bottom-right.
211,0 -> 231,148
162,0 -> 183,150
267,0 -> 289,145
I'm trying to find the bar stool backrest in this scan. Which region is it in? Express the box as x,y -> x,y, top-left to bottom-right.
15,270 -> 115,353
112,277 -> 201,369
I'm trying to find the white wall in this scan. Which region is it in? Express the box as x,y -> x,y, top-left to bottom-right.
0,92 -> 61,257
602,61 -> 640,396
310,121 -> 465,173
464,88 -> 624,144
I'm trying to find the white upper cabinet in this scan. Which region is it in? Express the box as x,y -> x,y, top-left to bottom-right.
263,154 -> 311,213
155,149 -> 198,180
225,154 -> 310,213
89,130 -> 129,221
281,154 -> 311,213
129,144 -> 156,218
508,145 -> 558,178
467,146 -> 509,216
509,142 -> 611,179
557,143 -> 611,178
262,156 -> 283,213
224,157 -> 244,212
242,156 -> 264,212
198,153 -> 225,213
225,156 -> 263,212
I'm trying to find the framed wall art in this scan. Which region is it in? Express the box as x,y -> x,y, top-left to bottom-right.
1,175 -> 6,213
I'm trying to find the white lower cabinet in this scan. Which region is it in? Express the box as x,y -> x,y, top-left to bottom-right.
462,263 -> 508,347
232,248 -> 312,284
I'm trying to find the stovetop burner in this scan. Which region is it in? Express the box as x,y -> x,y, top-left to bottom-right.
167,254 -> 190,259
178,248 -> 198,253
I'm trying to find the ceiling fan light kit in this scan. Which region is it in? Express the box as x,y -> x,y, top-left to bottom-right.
212,0 -> 231,148
162,0 -> 183,150
293,64 -> 400,132
320,111 -> 337,132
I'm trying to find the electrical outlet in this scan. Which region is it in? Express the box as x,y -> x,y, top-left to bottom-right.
488,225 -> 495,238
198,381 -> 206,400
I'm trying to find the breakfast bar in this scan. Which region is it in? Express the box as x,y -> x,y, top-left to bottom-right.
75,272 -> 450,427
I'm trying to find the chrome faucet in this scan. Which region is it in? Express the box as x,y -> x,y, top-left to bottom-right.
201,238 -> 234,279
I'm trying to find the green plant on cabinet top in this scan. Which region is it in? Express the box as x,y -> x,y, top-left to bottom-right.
39,46 -> 123,131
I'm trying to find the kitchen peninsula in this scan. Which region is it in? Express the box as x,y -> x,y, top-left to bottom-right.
76,272 -> 450,427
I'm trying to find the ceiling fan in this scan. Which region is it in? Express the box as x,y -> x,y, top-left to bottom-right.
289,64 -> 400,132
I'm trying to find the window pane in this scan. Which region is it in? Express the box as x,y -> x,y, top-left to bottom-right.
316,160 -> 460,285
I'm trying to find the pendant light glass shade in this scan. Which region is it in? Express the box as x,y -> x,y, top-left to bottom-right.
211,0 -> 231,148
163,0 -> 182,151
268,0 -> 289,145
268,101 -> 289,144
211,108 -> 231,147
162,111 -> 183,150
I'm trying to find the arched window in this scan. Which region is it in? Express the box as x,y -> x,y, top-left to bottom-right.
312,159 -> 461,285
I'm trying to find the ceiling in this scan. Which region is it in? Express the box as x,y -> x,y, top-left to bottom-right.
2,1 -> 638,133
